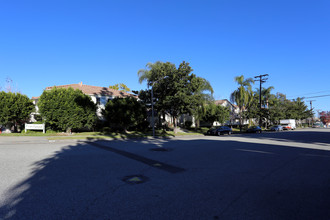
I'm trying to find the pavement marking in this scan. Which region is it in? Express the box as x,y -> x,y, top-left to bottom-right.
128,177 -> 142,182
122,175 -> 149,184
236,148 -> 275,155
153,163 -> 162,167
149,147 -> 171,152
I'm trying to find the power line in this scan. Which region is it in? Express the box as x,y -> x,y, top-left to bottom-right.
287,90 -> 330,99
302,94 -> 330,99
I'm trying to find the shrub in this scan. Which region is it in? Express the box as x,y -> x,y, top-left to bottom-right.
185,121 -> 193,129
103,97 -> 147,132
38,87 -> 97,132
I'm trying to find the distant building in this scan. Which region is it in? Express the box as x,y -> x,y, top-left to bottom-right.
178,99 -> 242,128
214,99 -> 241,126
31,82 -> 135,121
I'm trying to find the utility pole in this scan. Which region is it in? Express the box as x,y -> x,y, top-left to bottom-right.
307,100 -> 316,126
254,74 -> 269,127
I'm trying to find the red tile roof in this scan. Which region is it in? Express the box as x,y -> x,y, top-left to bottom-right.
45,83 -> 135,98
214,100 -> 226,105
215,99 -> 238,109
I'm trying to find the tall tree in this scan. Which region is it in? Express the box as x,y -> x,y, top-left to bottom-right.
284,97 -> 312,122
266,94 -> 311,126
268,94 -> 285,125
0,92 -> 35,132
137,61 -> 213,133
38,87 -> 97,132
253,86 -> 275,128
189,78 -> 214,128
230,75 -> 255,131
320,111 -> 330,126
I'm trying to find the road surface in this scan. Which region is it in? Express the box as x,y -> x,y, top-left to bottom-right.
1,128 -> 330,219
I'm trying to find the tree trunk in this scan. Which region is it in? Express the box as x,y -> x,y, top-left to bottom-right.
195,119 -> 200,130
66,127 -> 72,134
162,113 -> 166,131
173,116 -> 178,135
13,122 -> 18,133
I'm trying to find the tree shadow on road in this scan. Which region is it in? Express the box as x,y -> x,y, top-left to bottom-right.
237,129 -> 330,145
1,132 -> 330,219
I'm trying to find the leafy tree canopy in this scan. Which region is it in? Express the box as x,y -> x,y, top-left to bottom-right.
137,61 -> 213,130
103,97 -> 147,131
320,111 -> 330,125
230,75 -> 255,130
38,87 -> 97,132
109,83 -> 130,92
0,91 -> 35,131
202,103 -> 230,125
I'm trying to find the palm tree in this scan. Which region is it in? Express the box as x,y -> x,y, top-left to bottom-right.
137,61 -> 166,85
138,61 -> 214,132
254,86 -> 275,128
255,86 -> 274,108
191,77 -> 214,129
230,75 -> 255,131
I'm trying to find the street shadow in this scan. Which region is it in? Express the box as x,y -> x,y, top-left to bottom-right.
94,87 -> 135,98
235,129 -> 330,145
0,139 -> 185,220
1,133 -> 330,219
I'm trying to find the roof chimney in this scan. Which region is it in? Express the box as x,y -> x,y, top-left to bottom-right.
79,82 -> 83,87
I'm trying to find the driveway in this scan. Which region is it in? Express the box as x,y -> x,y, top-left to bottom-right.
1,128 -> 330,219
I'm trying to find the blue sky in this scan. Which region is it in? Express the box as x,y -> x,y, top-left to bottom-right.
1,0 -> 330,113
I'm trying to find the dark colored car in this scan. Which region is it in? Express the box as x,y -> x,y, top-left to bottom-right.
207,126 -> 232,136
247,126 -> 262,133
270,125 -> 283,132
206,127 -> 217,135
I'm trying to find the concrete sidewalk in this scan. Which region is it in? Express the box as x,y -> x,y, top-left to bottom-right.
0,136 -> 82,145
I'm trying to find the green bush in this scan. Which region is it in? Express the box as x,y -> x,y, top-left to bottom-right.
131,120 -> 150,132
185,121 -> 193,129
46,129 -> 58,134
22,130 -> 43,134
38,87 -> 97,132
103,97 -> 147,131
33,121 -> 44,124
0,91 -> 35,132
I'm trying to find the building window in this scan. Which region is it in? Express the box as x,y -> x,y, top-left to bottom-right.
96,97 -> 101,105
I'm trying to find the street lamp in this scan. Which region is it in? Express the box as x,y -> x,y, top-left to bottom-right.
151,86 -> 155,137
149,80 -> 159,137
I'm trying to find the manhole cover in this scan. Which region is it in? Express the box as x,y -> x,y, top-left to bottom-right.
122,175 -> 149,184
149,147 -> 172,152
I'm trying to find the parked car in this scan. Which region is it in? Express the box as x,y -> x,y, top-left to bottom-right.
312,122 -> 324,128
270,125 -> 283,132
206,127 -> 217,135
247,126 -> 262,133
207,126 -> 232,136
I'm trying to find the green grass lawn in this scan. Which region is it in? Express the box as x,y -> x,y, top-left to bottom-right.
1,129 -> 205,140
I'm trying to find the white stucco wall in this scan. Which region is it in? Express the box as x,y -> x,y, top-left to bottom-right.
89,95 -> 114,119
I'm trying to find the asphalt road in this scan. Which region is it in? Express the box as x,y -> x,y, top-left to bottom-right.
1,128 -> 330,220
